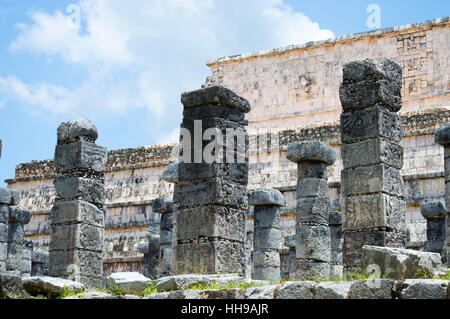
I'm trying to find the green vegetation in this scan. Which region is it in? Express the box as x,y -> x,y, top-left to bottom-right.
414,267 -> 450,280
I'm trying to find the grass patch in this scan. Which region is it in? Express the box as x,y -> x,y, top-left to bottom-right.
414,267 -> 450,280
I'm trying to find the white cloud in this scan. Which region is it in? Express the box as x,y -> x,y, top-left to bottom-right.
3,0 -> 334,127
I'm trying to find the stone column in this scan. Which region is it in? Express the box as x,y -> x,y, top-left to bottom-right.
6,207 -> 32,276
162,163 -> 179,274
248,188 -> 285,283
339,58 -> 406,270
0,189 -> 18,273
287,141 -> 336,280
329,211 -> 344,280
152,198 -> 173,277
244,216 -> 254,279
49,119 -> 107,288
434,122 -> 450,266
420,201 -> 446,261
283,235 -> 296,279
175,86 -> 250,274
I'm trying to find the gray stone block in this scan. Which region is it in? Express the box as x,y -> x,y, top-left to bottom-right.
343,193 -> 406,232
177,205 -> 245,242
287,141 -> 336,165
0,204 -> 8,224
296,162 -> 328,179
296,197 -> 330,225
50,223 -> 104,252
361,245 -> 444,280
254,205 -> 281,229
175,178 -> 247,210
252,266 -> 280,283
183,103 -> 245,122
342,58 -> 402,85
348,279 -> 394,299
284,234 -> 295,248
55,141 -> 107,173
340,105 -> 403,143
0,188 -> 19,205
296,178 -> 329,198
253,251 -> 280,267
176,239 -> 244,274
23,276 -> 85,297
341,138 -> 403,170
179,162 -> 248,184
397,279 -> 448,299
167,289 -> 202,299
48,250 -> 103,278
58,118 -> 98,143
50,200 -> 104,227
8,207 -> 32,224
296,225 -> 331,262
7,222 -> 25,243
152,197 -> 173,214
54,177 -> 105,205
181,86 -> 251,113
248,188 -> 286,207
329,211 -> 342,225
339,79 -> 401,112
160,212 -> 173,230
162,163 -> 178,183
154,273 -> 240,291
245,285 -> 277,299
343,229 -> 405,268
160,230 -> 172,245
275,281 -> 316,299
426,219 -> 445,241
434,122 -> 450,146
315,281 -> 352,299
106,272 -> 150,296
341,163 -> 405,198
254,228 -> 281,250
0,272 -> 29,299
420,200 -> 446,219
0,223 -> 7,242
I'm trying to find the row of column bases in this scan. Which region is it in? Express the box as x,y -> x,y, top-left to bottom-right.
5,57 -> 444,288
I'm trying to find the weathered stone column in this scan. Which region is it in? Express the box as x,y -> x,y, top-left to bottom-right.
244,216 -> 254,279
49,119 -> 107,288
329,211 -> 344,279
152,198 -> 173,277
248,188 -> 285,283
420,201 -> 446,260
161,163 -> 179,274
283,235 -> 296,279
434,122 -> 450,266
138,234 -> 160,279
0,189 -> 17,273
287,141 -> 336,280
175,86 -> 250,274
6,207 -> 32,276
339,58 -> 406,270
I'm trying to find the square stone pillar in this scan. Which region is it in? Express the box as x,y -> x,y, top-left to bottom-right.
329,211 -> 344,279
175,86 -> 250,274
434,122 -> 450,266
420,201 -> 446,261
49,119 -> 107,288
248,188 -> 286,283
152,198 -> 174,276
287,141 -> 336,280
339,58 -> 406,270
162,163 -> 179,275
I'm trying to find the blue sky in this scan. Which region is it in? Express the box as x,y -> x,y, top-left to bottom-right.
0,0 -> 448,186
